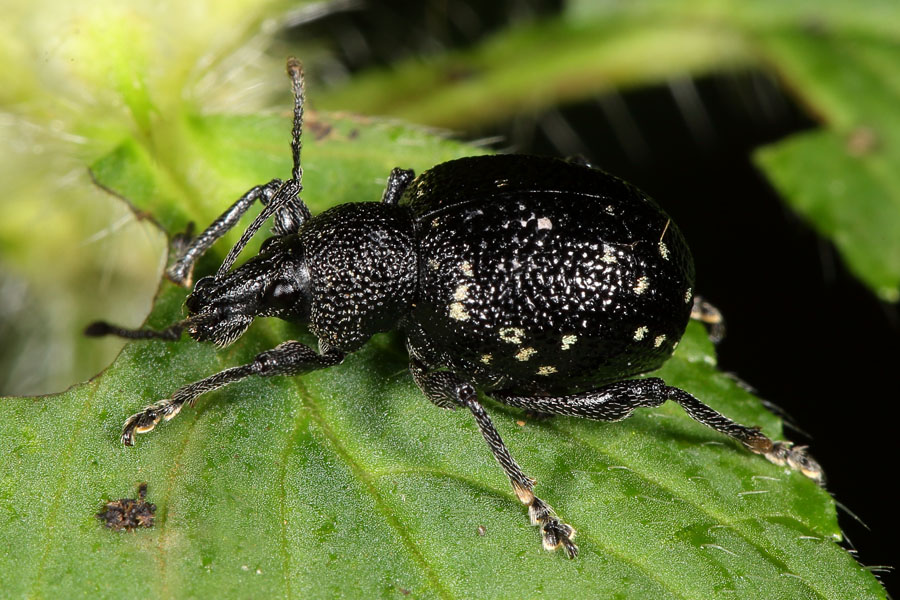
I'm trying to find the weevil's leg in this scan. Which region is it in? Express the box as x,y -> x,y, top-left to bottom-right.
166,180 -> 282,286
121,341 -> 344,446
410,361 -> 578,558
691,295 -> 726,343
380,168 -> 415,205
492,378 -> 824,485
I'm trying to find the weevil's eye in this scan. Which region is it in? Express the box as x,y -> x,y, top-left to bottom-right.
262,280 -> 298,311
186,276 -> 216,313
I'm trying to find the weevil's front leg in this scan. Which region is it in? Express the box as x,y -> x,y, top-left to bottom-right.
410,361 -> 578,558
492,378 -> 824,485
122,341 -> 344,446
167,180 -> 282,285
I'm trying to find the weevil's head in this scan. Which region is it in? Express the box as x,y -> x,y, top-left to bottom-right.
184,236 -> 311,346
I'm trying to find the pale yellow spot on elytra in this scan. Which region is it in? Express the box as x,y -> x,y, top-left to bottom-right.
659,242 -> 669,260
537,365 -> 557,375
633,326 -> 648,341
428,259 -> 440,271
449,302 -> 469,321
685,287 -> 693,304
515,347 -> 536,361
453,284 -> 470,301
561,334 -> 577,350
460,262 -> 474,277
480,354 -> 492,364
499,327 -> 525,344
654,334 -> 666,348
537,217 -> 553,230
634,276 -> 649,295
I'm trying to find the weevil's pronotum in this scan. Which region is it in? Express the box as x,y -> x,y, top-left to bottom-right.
87,58 -> 823,558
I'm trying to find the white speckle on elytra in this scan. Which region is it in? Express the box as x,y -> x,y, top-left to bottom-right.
515,347 -> 536,361
537,366 -> 557,375
480,354 -> 492,364
428,259 -> 440,271
634,276 -> 649,295
431,218 -> 441,228
601,246 -> 617,264
654,334 -> 666,348
537,217 -> 553,230
449,302 -> 469,321
685,287 -> 693,303
453,284 -> 470,301
659,242 -> 669,260
605,205 -> 615,215
460,262 -> 474,277
499,327 -> 525,344
633,326 -> 648,341
561,334 -> 577,350
673,341 -> 679,350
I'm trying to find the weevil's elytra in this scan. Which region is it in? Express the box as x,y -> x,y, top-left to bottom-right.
85,57 -> 825,559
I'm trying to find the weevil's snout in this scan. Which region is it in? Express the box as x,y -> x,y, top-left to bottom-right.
184,244 -> 311,346
183,275 -> 255,347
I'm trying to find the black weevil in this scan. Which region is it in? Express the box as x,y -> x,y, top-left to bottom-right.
86,58 -> 824,558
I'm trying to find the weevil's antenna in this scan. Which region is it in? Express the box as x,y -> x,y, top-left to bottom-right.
287,56 -> 304,184
84,319 -> 188,341
214,58 -> 309,278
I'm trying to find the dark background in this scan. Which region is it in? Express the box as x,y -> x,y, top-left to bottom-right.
294,0 -> 898,594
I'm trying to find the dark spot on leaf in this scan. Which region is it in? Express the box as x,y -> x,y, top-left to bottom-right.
97,482 -> 156,531
477,525 -> 487,536
307,120 -> 333,141
846,127 -> 879,156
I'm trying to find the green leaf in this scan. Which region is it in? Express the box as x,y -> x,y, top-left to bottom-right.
753,30 -> 900,302
0,112 -> 883,599
316,0 -> 900,302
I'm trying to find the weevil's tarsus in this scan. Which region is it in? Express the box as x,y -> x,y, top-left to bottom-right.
691,295 -> 726,343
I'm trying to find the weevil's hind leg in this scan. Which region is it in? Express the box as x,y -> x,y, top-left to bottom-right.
121,340 -> 343,445
410,360 -> 578,558
691,295 -> 726,343
492,378 -> 825,485
380,168 -> 415,205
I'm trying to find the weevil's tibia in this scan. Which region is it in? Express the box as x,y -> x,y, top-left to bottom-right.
410,360 -> 578,558
493,378 -> 825,485
166,180 -> 283,286
121,340 -> 343,445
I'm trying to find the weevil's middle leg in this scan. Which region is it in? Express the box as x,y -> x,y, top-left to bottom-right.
410,361 -> 578,558
122,340 -> 343,445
